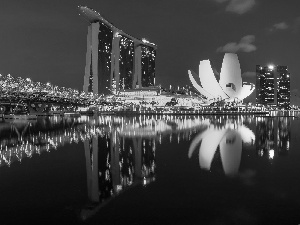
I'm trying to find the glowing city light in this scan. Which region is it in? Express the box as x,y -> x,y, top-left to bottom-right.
269,149 -> 275,159
142,38 -> 149,43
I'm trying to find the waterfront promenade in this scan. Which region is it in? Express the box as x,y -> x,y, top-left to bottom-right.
2,105 -> 300,120
86,106 -> 300,117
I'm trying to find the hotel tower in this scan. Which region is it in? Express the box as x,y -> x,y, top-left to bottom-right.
78,6 -> 157,95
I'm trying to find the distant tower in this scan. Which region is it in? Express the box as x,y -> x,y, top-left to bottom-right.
256,65 -> 290,109
277,66 -> 290,109
78,6 -> 157,96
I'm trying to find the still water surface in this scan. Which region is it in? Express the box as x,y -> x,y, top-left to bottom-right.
0,115 -> 300,224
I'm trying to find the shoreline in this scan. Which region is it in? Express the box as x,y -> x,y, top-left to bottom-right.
1,109 -> 300,120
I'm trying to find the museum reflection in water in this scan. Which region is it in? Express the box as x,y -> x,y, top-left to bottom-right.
188,116 -> 290,177
0,114 -> 292,218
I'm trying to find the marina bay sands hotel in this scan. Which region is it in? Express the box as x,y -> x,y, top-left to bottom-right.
78,6 -> 157,95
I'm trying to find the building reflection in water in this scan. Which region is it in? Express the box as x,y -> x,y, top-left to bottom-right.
188,116 -> 292,177
81,130 -> 156,220
0,114 -> 292,220
0,114 -> 209,220
0,114 -> 208,168
256,116 -> 291,159
80,114 -> 208,220
188,117 -> 255,177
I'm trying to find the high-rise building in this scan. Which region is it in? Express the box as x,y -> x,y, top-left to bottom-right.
277,66 -> 291,109
79,6 -> 157,95
141,46 -> 156,87
256,65 -> 290,109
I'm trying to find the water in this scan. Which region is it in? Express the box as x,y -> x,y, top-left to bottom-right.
0,115 -> 300,225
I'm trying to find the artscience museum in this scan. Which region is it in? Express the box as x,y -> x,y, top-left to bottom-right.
188,53 -> 255,103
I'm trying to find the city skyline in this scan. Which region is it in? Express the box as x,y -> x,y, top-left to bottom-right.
0,0 -> 300,104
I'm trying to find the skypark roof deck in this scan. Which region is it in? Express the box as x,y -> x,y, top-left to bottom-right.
78,6 -> 157,49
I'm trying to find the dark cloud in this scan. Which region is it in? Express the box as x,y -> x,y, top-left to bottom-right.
272,22 -> 289,30
268,18 -> 300,33
213,0 -> 256,14
217,35 -> 257,53
242,71 -> 256,77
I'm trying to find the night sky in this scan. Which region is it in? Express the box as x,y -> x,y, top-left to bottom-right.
1,0 -> 300,104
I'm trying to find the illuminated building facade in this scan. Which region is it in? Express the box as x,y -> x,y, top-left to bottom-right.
141,46 -> 156,87
256,65 -> 290,109
277,66 -> 291,109
188,53 -> 255,102
79,6 -> 157,95
119,36 -> 134,89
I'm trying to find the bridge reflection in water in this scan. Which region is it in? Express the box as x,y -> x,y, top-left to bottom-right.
0,116 -> 87,166
0,114 -> 292,221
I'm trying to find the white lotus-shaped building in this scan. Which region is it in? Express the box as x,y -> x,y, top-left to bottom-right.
188,53 -> 255,102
